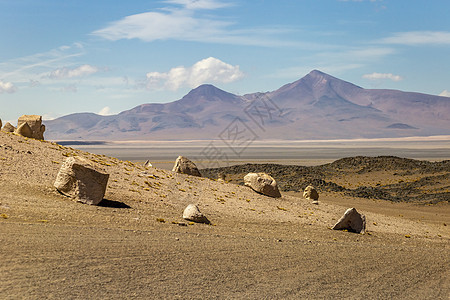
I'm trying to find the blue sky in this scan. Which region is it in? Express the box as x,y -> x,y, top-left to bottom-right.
1,0 -> 450,123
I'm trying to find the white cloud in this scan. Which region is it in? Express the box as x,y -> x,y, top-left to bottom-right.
362,72 -> 403,82
0,80 -> 17,93
439,90 -> 450,97
145,57 -> 244,90
0,43 -> 85,82
48,64 -> 99,79
98,106 -> 113,116
379,31 -> 450,45
42,113 -> 59,121
92,4 -> 298,47
164,0 -> 233,10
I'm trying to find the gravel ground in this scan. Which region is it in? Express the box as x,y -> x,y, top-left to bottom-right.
1,131 -> 449,299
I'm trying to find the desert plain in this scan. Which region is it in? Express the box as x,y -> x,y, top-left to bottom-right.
1,131 -> 449,299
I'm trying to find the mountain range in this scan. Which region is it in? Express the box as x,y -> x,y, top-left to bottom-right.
45,70 -> 450,140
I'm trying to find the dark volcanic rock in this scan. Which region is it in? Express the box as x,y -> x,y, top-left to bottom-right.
201,156 -> 450,204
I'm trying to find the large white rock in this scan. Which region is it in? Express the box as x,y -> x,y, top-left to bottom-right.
183,204 -> 210,224
15,122 -> 33,138
17,115 -> 45,140
244,172 -> 281,198
332,208 -> 366,234
54,157 -> 109,205
303,185 -> 319,204
172,156 -> 201,177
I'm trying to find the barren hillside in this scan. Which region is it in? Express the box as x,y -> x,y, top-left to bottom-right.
0,131 -> 449,299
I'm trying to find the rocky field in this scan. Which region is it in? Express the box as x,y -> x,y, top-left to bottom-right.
0,131 -> 449,299
201,156 -> 450,204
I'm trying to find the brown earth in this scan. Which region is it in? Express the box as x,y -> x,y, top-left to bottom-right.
0,131 -> 449,299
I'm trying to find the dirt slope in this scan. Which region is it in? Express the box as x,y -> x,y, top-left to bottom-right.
0,131 -> 449,299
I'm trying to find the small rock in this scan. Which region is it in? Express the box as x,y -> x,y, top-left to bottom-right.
217,173 -> 225,182
182,204 -> 210,224
303,185 -> 319,204
2,122 -> 16,133
332,208 -> 366,234
172,156 -> 201,177
143,160 -> 152,168
244,172 -> 281,198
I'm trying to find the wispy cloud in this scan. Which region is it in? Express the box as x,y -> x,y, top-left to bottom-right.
163,0 -> 234,10
0,43 -> 85,82
362,72 -> 403,81
0,80 -> 17,93
145,57 -> 244,90
92,2 -> 299,47
379,31 -> 450,45
48,64 -> 100,79
270,46 -> 394,79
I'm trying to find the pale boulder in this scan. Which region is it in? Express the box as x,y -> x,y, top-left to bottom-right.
172,156 -> 201,177
54,156 -> 109,205
15,122 -> 33,138
183,204 -> 210,224
303,185 -> 319,204
332,208 -> 366,234
17,115 -> 45,140
2,122 -> 15,133
244,172 -> 281,198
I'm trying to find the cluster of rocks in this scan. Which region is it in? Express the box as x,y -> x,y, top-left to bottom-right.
201,158 -> 450,204
53,154 -> 211,224
1,115 -> 46,140
242,171 -> 365,233
51,150 -> 365,232
239,170 -> 365,233
0,115 -> 367,232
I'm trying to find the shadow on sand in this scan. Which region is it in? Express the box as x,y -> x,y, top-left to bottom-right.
98,199 -> 131,208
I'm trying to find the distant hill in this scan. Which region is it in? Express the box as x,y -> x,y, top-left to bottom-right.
45,70 -> 450,140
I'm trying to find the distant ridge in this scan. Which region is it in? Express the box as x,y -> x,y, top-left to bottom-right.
45,70 -> 450,140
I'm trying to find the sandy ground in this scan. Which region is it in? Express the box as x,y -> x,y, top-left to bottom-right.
1,131 -> 449,299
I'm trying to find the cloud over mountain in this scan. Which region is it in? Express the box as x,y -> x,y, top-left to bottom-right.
145,57 -> 244,90
362,72 -> 403,81
45,70 -> 450,141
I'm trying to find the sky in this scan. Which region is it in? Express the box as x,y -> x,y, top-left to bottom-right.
1,0 -> 450,124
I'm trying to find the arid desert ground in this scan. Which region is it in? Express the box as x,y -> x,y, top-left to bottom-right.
1,131 -> 449,299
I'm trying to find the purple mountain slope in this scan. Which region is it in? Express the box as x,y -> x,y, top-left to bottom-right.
45,70 -> 450,140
